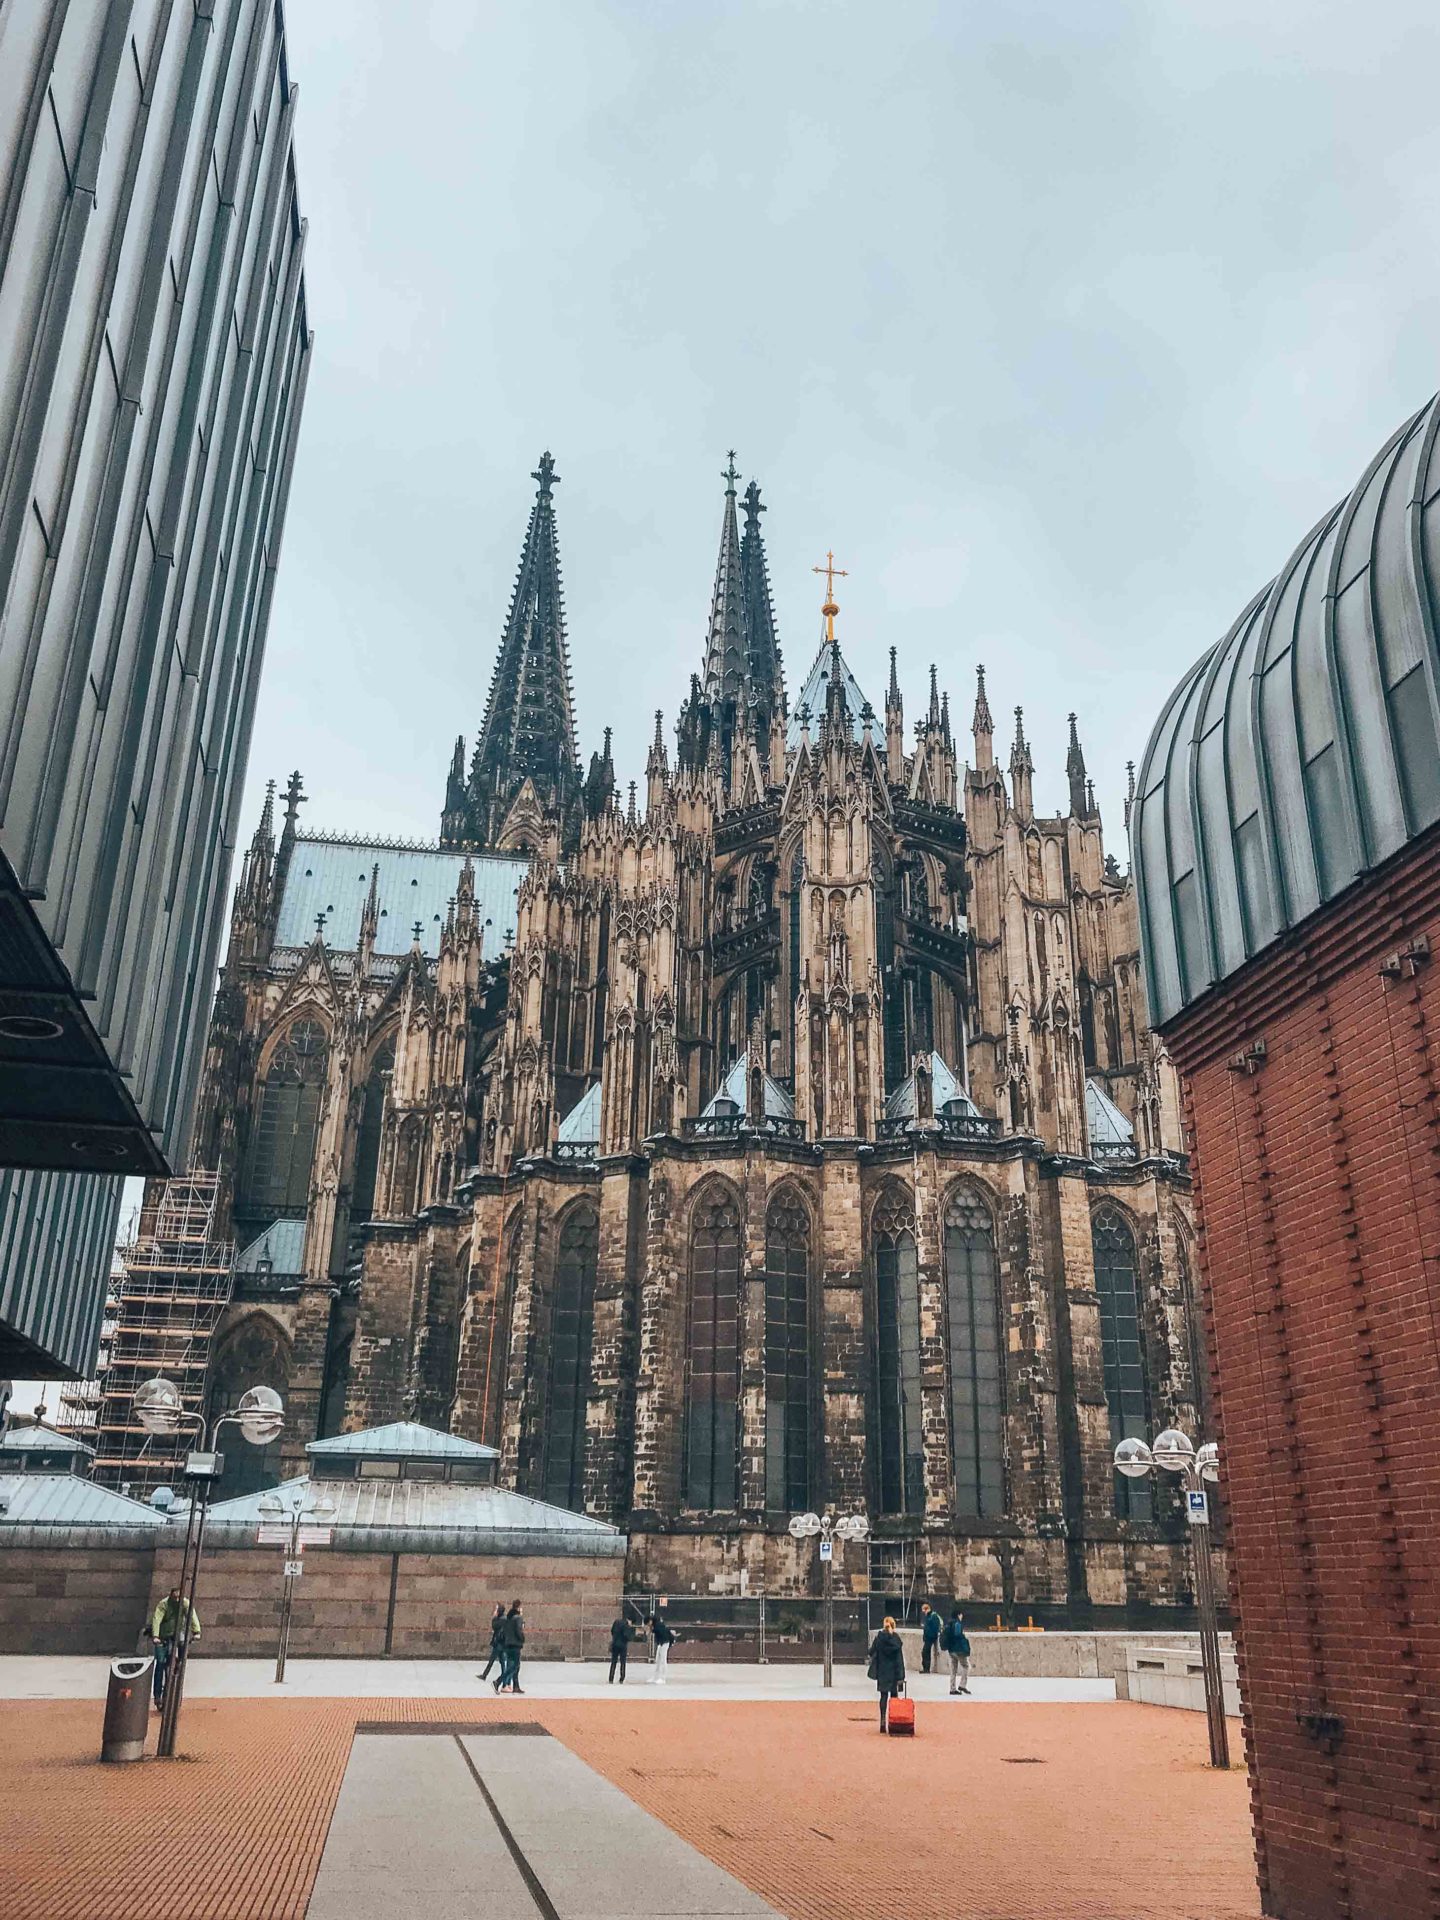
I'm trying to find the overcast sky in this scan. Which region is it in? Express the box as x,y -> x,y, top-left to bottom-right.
247,0 -> 1440,853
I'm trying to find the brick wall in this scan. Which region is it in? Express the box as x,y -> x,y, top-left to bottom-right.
0,1542 -> 154,1654
1168,830 -> 1440,1920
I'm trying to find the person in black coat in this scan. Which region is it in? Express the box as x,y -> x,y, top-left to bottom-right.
478,1603 -> 505,1682
867,1615 -> 906,1730
494,1600 -> 526,1695
608,1611 -> 635,1684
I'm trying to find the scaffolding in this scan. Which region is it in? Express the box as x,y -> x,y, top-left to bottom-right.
90,1172 -> 236,1495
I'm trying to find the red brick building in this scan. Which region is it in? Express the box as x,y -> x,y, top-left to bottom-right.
1134,395 -> 1440,1920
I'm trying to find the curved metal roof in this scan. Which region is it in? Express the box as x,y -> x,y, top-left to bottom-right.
1134,396 -> 1440,1027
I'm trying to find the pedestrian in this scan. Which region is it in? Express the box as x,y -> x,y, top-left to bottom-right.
941,1608 -> 972,1695
478,1602 -> 505,1682
867,1614 -> 906,1731
145,1586 -> 200,1710
920,1600 -> 942,1674
608,1609 -> 635,1684
493,1600 -> 525,1695
650,1611 -> 678,1685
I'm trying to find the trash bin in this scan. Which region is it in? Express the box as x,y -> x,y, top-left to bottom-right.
101,1655 -> 153,1763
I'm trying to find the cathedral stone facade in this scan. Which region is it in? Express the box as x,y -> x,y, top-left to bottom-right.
191,454 -> 1201,1616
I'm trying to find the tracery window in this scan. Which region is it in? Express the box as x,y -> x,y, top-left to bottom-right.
1093,1204 -> 1152,1521
874,1187 -> 924,1515
209,1316 -> 290,1499
542,1205 -> 598,1511
944,1188 -> 1006,1516
685,1192 -> 741,1509
350,1036 -> 394,1224
764,1191 -> 811,1512
244,1018 -> 326,1221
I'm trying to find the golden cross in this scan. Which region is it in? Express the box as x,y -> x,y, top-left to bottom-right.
812,550 -> 848,606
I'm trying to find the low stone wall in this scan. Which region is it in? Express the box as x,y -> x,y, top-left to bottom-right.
0,1536 -> 155,1654
148,1546 -> 621,1659
897,1627 -> 1229,1682
1119,1643 -> 1241,1716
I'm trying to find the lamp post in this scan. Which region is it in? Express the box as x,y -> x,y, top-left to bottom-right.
134,1376 -> 284,1758
258,1487 -> 336,1682
1115,1427 -> 1229,1769
788,1509 -> 870,1687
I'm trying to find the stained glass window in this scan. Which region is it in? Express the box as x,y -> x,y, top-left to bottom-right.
685,1193 -> 741,1509
764,1192 -> 811,1512
1093,1204 -> 1152,1521
945,1189 -> 1006,1516
542,1205 -> 598,1511
874,1187 -> 924,1515
244,1018 -> 326,1221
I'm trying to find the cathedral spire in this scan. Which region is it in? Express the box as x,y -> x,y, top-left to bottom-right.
928,663 -> 941,729
971,665 -> 993,769
448,453 -> 580,849
1066,711 -> 1089,818
701,452 -> 746,708
1010,708 -> 1033,821
739,479 -> 784,729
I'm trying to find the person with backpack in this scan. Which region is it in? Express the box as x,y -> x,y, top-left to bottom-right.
478,1603 -> 506,1683
494,1600 -> 526,1694
941,1608 -> 972,1695
919,1600 -> 943,1674
608,1609 -> 636,1684
650,1611 -> 678,1684
867,1615 -> 907,1731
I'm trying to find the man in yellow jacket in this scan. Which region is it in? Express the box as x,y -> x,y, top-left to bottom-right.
145,1588 -> 200,1709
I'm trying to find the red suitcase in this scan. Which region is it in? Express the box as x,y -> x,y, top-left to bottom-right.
887,1693 -> 915,1737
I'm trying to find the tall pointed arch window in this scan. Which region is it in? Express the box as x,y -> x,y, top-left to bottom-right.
944,1188 -> 1006,1517
874,1187 -> 924,1515
350,1036 -> 395,1225
209,1316 -> 291,1499
764,1191 -> 811,1512
243,1018 -> 326,1222
685,1191 -> 741,1510
542,1205 -> 598,1511
1092,1204 -> 1152,1521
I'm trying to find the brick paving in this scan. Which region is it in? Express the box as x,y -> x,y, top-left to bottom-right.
0,1696 -> 1260,1920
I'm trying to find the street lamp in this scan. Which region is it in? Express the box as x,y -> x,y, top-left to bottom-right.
1115,1425 -> 1229,1768
136,1375 -> 285,1758
789,1508 -> 870,1688
258,1486 -> 337,1682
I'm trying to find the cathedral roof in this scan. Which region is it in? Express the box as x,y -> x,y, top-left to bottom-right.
237,1218 -> 307,1275
884,1052 -> 975,1121
1084,1077 -> 1135,1147
307,1420 -> 498,1463
787,637 -> 872,744
1135,393 -> 1440,1026
273,837 -> 529,957
557,1081 -> 601,1143
705,1057 -> 796,1119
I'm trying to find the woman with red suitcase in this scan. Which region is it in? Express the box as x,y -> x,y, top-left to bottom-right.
867,1616 -> 907,1732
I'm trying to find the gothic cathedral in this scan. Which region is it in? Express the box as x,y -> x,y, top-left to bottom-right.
191,454 -> 1201,1615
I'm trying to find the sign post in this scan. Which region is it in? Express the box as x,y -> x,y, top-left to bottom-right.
257,1493 -> 334,1683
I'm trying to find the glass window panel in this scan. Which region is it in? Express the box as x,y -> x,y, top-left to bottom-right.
243,1019 -> 326,1221
944,1191 -> 1006,1519
764,1195 -> 811,1513
874,1189 -> 923,1516
1389,666 -> 1440,833
1092,1205 -> 1151,1523
685,1196 -> 741,1510
542,1206 -> 598,1511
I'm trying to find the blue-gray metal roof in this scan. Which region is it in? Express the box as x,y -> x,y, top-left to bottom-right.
0,1472 -> 166,1529
307,1420 -> 499,1462
274,838 -> 531,957
704,1058 -> 796,1119
787,638 -> 873,743
236,1218 -> 307,1275
1134,396 -> 1440,1026
1085,1078 -> 1135,1146
0,1422 -> 95,1457
557,1082 -> 601,1142
885,1052 -> 972,1120
200,1471 -> 626,1558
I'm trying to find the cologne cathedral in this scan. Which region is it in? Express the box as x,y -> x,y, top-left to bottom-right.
187,453 -> 1201,1616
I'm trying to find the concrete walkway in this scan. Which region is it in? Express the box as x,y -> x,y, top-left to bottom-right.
0,1653 -> 1115,1703
309,1728 -> 780,1919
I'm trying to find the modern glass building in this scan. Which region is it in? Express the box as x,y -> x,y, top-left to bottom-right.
0,1 -> 311,1370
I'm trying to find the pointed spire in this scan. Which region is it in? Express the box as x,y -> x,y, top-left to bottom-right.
1010,708 -> 1033,821
583,725 -> 616,820
887,647 -> 900,708
359,863 -> 380,951
928,663 -> 941,729
738,478 -> 784,732
271,769 -> 305,915
701,452 -> 746,708
254,779 -> 276,849
450,453 -> 580,848
1066,712 -> 1089,818
941,690 -> 952,748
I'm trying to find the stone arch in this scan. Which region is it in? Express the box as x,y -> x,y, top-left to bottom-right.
242,1016 -> 328,1223
208,1311 -> 292,1499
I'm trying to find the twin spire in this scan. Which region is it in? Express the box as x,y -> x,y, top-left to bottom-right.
700,452 -> 785,735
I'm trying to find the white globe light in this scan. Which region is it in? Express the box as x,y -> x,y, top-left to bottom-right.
1195,1442 -> 1221,1484
1152,1428 -> 1196,1474
1114,1436 -> 1154,1479
834,1514 -> 870,1541
236,1384 -> 284,1446
134,1376 -> 183,1435
787,1512 -> 822,1538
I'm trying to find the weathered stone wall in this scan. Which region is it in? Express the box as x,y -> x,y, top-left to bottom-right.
0,1541 -> 155,1654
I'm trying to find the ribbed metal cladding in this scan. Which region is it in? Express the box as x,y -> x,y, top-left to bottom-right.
0,1166 -> 122,1377
0,0 -> 313,1178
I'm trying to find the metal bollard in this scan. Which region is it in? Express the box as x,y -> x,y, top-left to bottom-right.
101,1655 -> 154,1763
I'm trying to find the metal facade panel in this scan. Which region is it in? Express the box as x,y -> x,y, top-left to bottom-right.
0,0 -> 311,1173
0,1165 -> 121,1375
1135,396 -> 1440,1026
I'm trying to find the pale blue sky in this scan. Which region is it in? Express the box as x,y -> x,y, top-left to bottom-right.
247,0 -> 1440,853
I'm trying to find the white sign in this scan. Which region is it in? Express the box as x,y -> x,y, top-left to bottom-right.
297,1526 -> 332,1546
819,1539 -> 833,1561
283,1560 -> 304,1579
257,1525 -> 292,1545
1186,1490 -> 1210,1526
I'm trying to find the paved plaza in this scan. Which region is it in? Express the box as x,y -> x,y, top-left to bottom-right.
0,1663 -> 1260,1920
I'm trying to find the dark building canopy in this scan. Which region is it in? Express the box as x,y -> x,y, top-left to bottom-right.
1135,395 -> 1440,1027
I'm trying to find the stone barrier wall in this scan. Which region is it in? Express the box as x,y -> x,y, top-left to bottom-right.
0,1541 -> 155,1654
